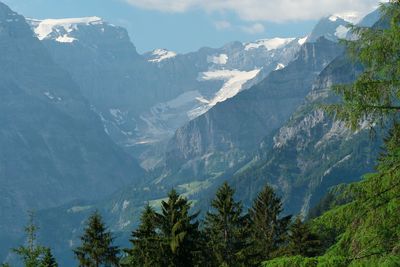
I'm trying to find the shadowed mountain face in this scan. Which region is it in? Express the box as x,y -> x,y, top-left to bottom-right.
226,54 -> 381,216
0,2 -> 144,259
29,18 -> 305,169
161,38 -> 343,186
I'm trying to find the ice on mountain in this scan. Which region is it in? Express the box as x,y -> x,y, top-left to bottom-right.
244,38 -> 295,51
149,49 -> 177,62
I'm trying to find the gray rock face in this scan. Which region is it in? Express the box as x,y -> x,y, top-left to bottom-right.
307,15 -> 351,42
28,19 -> 304,168
162,38 -> 343,186
0,2 -> 144,259
228,54 -> 381,216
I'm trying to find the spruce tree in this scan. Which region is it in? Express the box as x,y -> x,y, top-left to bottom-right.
248,185 -> 291,263
126,204 -> 160,267
40,248 -> 58,267
156,189 -> 201,267
13,211 -> 47,267
285,216 -> 320,257
74,211 -> 120,267
204,182 -> 250,267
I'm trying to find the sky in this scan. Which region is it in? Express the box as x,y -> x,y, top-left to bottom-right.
2,0 -> 383,54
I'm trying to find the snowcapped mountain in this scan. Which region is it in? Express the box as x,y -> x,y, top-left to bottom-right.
28,17 -> 104,42
0,2 -> 145,261
145,48 -> 177,63
307,14 -> 352,42
244,37 -> 296,51
28,16 -> 305,169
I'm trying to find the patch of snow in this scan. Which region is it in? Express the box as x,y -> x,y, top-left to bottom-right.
334,11 -> 361,24
44,91 -> 54,100
335,25 -> 350,39
275,63 -> 285,70
208,54 -> 228,65
298,36 -> 308,45
149,49 -> 177,62
244,37 -> 295,51
122,200 -> 130,210
109,108 -> 126,124
191,69 -> 260,117
56,34 -> 76,43
29,17 -> 103,41
323,154 -> 352,177
44,91 -> 62,101
329,15 -> 339,22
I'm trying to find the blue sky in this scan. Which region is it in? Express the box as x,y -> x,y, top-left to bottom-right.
3,0 -> 382,54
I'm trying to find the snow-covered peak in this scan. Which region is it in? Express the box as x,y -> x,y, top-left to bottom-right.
244,37 -> 295,51
332,11 -> 362,24
148,49 -> 177,63
298,36 -> 308,45
28,17 -> 105,42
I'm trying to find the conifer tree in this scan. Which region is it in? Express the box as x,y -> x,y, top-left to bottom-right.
126,204 -> 160,267
204,182 -> 250,267
248,185 -> 291,263
13,211 -> 47,267
285,216 -> 320,257
74,211 -> 120,267
40,248 -> 58,267
156,189 -> 201,267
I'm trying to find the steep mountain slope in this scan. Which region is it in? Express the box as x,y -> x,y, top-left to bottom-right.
228,54 -> 381,216
307,15 -> 351,42
0,2 -> 144,260
161,38 -> 343,187
28,19 -> 304,168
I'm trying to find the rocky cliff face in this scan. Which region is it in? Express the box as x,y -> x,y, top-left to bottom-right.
0,2 -> 144,259
162,38 -> 343,186
29,19 -> 304,168
228,54 -> 381,216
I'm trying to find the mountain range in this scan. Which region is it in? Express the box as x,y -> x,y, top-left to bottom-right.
0,1 -> 383,265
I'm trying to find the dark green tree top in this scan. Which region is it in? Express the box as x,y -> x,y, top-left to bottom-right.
286,216 -> 321,257
157,189 -> 201,267
126,204 -> 160,267
248,185 -> 291,262
40,248 -> 58,267
74,211 -> 120,267
13,211 -> 47,267
205,182 -> 250,266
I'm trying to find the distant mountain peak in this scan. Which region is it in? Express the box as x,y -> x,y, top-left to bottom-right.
244,37 -> 296,51
148,48 -> 177,62
27,16 -> 109,42
330,11 -> 362,24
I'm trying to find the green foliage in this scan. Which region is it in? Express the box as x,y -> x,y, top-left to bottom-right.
285,217 -> 321,257
40,248 -> 58,267
263,2 -> 400,266
156,189 -> 202,266
124,204 -> 160,267
73,211 -> 120,267
248,185 -> 291,263
204,182 -> 251,267
125,190 -> 203,267
12,211 -> 57,267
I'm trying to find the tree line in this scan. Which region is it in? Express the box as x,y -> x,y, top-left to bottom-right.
3,182 -> 322,267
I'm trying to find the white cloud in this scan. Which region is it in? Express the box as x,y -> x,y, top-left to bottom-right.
214,20 -> 231,30
124,0 -> 383,22
240,23 -> 265,34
